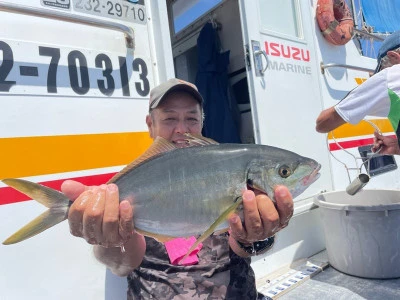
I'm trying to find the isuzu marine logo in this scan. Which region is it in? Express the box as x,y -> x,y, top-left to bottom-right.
264,40 -> 312,76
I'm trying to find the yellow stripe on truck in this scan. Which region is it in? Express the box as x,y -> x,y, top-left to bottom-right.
0,132 -> 153,179
327,119 -> 394,139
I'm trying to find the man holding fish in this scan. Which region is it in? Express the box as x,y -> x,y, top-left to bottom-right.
3,79 -> 321,298
61,79 -> 295,299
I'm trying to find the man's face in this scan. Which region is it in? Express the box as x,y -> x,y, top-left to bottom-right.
146,91 -> 203,148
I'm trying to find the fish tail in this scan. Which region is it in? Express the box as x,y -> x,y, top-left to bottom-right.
2,178 -> 70,245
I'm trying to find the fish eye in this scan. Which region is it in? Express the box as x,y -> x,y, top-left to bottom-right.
278,165 -> 292,178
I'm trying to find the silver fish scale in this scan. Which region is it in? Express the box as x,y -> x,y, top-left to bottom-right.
112,144 -> 312,237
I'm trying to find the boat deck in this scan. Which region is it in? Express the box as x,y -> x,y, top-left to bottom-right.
257,250 -> 400,299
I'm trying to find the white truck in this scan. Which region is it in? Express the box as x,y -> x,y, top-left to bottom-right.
1,0 -> 398,299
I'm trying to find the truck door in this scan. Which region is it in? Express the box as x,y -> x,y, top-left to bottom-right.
237,0 -> 331,275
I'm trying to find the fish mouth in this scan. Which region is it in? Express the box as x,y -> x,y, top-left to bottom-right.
303,163 -> 321,186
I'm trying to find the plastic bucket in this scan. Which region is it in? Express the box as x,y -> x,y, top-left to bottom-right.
314,189 -> 400,279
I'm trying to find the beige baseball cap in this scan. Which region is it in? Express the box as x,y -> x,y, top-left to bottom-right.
149,78 -> 204,111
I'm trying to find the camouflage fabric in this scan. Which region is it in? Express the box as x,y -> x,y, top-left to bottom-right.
127,234 -> 257,299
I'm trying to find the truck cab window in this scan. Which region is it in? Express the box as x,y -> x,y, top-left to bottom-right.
258,0 -> 301,38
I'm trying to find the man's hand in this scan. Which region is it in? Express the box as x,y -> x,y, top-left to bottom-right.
372,131 -> 400,155
61,180 -> 134,248
61,180 -> 146,276
229,186 -> 293,245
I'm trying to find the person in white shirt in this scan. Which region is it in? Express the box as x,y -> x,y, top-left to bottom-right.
316,31 -> 400,155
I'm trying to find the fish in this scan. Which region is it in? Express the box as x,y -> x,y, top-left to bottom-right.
1,134 -> 321,263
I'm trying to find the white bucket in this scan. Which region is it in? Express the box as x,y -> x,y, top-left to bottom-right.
314,189 -> 400,279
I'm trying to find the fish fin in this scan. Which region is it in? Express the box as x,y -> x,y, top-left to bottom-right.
108,137 -> 177,183
135,228 -> 175,243
3,178 -> 70,208
183,133 -> 219,146
179,196 -> 243,265
3,209 -> 67,245
2,178 -> 70,244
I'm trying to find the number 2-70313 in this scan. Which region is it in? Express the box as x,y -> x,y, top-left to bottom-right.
0,41 -> 150,97
75,0 -> 146,21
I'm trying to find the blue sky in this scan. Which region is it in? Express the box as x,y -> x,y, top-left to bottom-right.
173,0 -> 222,33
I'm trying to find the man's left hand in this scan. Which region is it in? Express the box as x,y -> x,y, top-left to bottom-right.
229,186 -> 293,244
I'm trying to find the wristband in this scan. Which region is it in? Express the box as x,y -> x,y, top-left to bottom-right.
236,236 -> 275,255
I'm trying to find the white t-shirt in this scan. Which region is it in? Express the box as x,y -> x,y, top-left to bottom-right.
335,64 -> 400,131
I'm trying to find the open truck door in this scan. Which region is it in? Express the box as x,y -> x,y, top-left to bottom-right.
237,0 -> 332,277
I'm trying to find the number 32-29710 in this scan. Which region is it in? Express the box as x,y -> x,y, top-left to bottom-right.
74,0 -> 147,24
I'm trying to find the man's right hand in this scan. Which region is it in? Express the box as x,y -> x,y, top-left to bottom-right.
61,180 -> 146,276
372,131 -> 400,155
61,180 -> 134,247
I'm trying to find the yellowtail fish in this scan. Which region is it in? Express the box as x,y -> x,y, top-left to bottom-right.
2,134 -> 321,262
